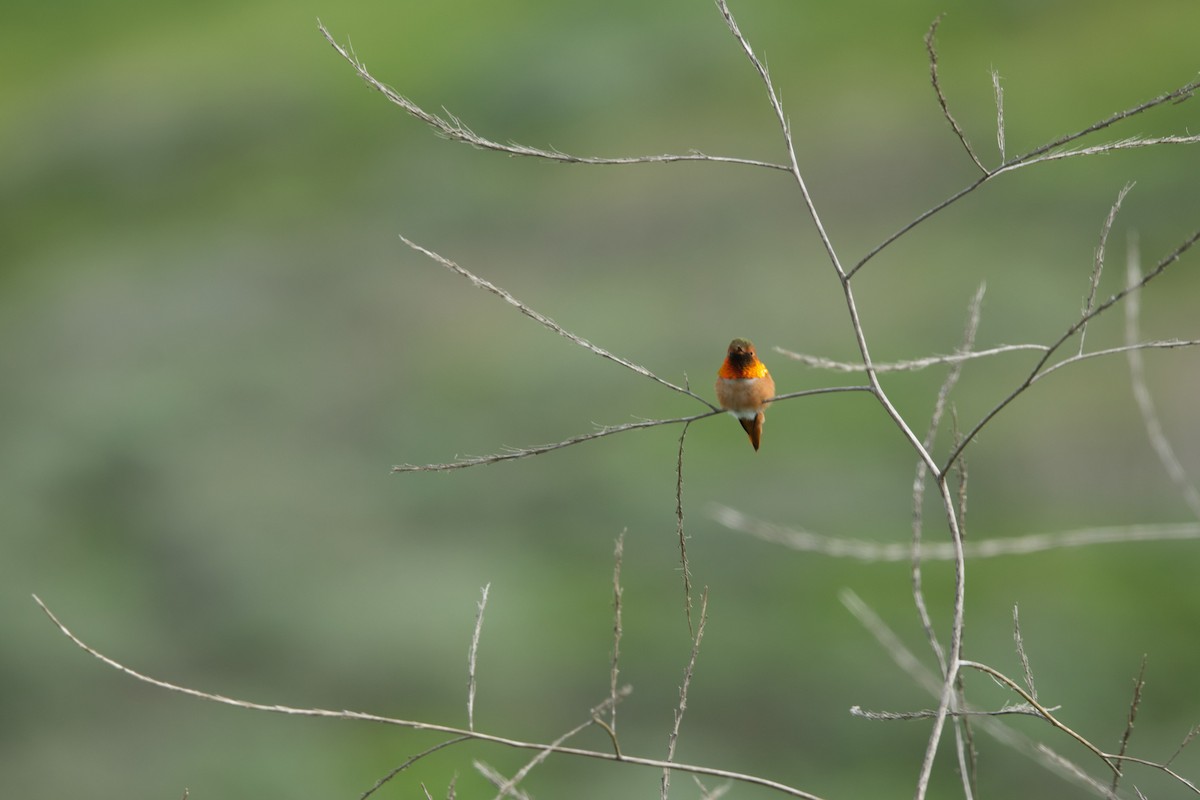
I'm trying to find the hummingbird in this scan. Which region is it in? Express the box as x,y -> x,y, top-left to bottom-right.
715,338 -> 776,451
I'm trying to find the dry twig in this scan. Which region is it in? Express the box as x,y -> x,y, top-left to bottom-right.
1079,183 -> 1135,354
991,67 -> 1006,161
1124,236 -> 1200,518
675,422 -> 695,636
714,507 -> 1200,561
925,16 -> 986,173
317,22 -> 786,172
468,583 -> 490,732
363,737 -> 471,800
663,589 -> 710,800
960,660 -> 1200,794
1110,655 -> 1148,796
609,533 -> 625,737
945,225 -> 1200,472
35,594 -> 824,799
850,78 -> 1200,279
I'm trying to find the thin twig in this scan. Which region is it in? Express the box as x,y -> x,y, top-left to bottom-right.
850,704 -> 1045,721
663,589 -> 710,800
778,338 -> 1199,374
676,422 -> 694,637
950,410 -> 977,800
610,532 -> 625,736
850,78 -> 1200,279
1035,340 -> 1200,382
951,406 -> 967,537
393,386 -> 873,473
1166,725 -> 1200,769
716,0 -> 940,481
961,660 -> 1200,794
475,761 -> 531,800
468,583 -> 490,732
925,16 -> 987,173
1011,134 -> 1200,170
399,235 -> 713,405
34,595 -> 824,799
692,775 -> 733,800
1111,655 -> 1148,797
488,692 -> 629,800
908,287 -> 984,800
911,285 -> 984,677
392,411 -> 719,472
362,737 -> 472,800
1125,235 -> 1200,518
991,67 -> 1006,161
1012,605 -> 1038,702
714,507 -> 1200,560
1080,183 -> 1134,355
842,590 -> 1114,796
317,21 -> 787,172
946,225 -> 1200,472
915,475 -> 968,800
840,590 -> 944,698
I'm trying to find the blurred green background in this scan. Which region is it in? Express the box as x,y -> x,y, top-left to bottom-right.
4,0 -> 1199,797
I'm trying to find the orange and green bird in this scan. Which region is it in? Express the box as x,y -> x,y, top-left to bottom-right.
715,338 -> 776,451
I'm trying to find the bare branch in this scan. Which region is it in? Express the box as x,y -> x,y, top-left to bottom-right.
676,422 -> 695,637
468,583 -> 490,732
851,704 -> 1045,721
692,775 -> 733,800
476,761 -> 531,800
961,660 -> 1200,794
34,595 -> 826,799
663,589 -> 710,800
715,507 -> 1200,560
717,0 -> 941,484
488,690 -> 632,800
850,77 -> 1200,278
392,411 -> 720,473
393,386 -> 871,473
1016,78 -> 1200,163
925,16 -> 987,173
362,738 -> 472,800
1167,725 -> 1200,769
1014,135 -> 1200,171
1125,235 -> 1200,518
779,337 -> 1198,375
840,589 -> 943,698
1080,183 -> 1135,354
399,235 -> 713,405
946,225 -> 1200,472
911,285 -> 984,677
1012,605 -> 1038,702
317,21 -> 787,171
991,68 -> 1006,161
910,288 -> 983,800
609,533 -> 625,736
779,342 -> 1045,372
843,590 -> 1115,796
915,475 -> 968,800
1110,655 -> 1148,797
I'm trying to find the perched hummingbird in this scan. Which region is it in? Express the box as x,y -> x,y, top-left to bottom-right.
715,338 -> 776,451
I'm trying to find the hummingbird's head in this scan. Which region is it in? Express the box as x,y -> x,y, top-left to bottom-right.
726,338 -> 758,366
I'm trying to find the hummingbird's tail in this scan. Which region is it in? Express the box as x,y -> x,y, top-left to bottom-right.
738,412 -> 764,451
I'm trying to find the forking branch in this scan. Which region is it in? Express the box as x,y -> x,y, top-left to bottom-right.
33,6 -> 1200,799
317,21 -> 787,172
31,594 -> 826,800
327,6 -> 1200,797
